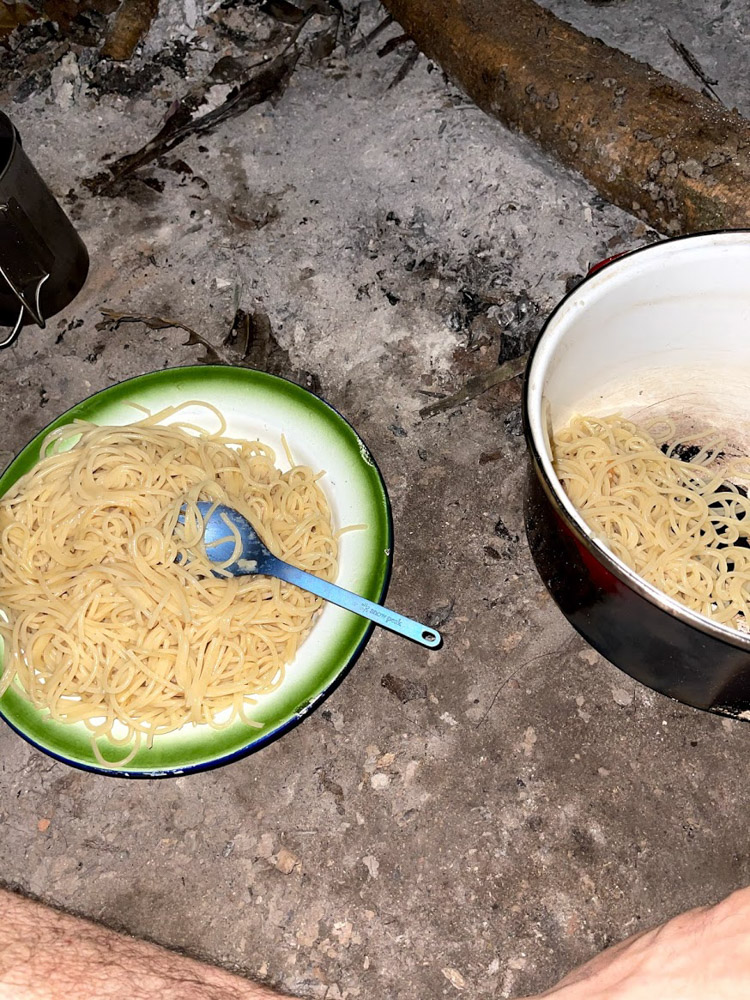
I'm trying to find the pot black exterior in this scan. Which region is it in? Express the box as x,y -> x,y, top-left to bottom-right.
0,111 -> 89,334
524,456 -> 750,716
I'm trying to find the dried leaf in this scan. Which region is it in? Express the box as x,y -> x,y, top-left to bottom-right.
98,308 -> 228,366
380,673 -> 426,703
349,13 -> 392,54
260,0 -> 306,25
377,32 -> 409,58
419,354 -> 527,418
667,30 -> 721,104
91,46 -> 301,193
225,308 -> 252,358
388,46 -> 419,90
183,329 -> 225,366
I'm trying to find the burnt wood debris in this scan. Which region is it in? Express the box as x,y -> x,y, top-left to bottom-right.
4,0 -> 750,234
3,0 -> 749,412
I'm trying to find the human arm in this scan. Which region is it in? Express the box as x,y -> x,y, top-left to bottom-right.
525,886 -> 750,999
0,887 -> 285,1000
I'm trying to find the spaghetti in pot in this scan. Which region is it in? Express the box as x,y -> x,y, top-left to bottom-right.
552,414 -> 750,632
0,402 -> 338,766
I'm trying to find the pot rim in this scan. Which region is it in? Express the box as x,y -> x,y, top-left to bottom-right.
523,228 -> 750,652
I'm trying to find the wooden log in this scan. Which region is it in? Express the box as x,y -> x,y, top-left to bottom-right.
381,0 -> 750,234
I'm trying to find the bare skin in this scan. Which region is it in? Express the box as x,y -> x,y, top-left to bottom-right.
0,888 -> 281,1000
3,885 -> 750,999
526,887 -> 750,999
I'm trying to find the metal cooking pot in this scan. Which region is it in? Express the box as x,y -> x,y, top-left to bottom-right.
523,230 -> 750,718
0,110 -> 89,347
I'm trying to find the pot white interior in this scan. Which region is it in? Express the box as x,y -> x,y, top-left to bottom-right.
526,230 -> 750,644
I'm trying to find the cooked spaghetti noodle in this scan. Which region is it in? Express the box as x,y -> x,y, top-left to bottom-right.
553,414 -> 750,631
0,402 -> 338,765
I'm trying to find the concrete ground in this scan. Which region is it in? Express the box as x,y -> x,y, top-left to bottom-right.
1,1 -> 749,997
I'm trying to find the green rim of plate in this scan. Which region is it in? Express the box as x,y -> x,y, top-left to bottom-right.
0,366 -> 393,776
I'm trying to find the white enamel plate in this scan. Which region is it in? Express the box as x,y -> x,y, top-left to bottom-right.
0,366 -> 393,776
